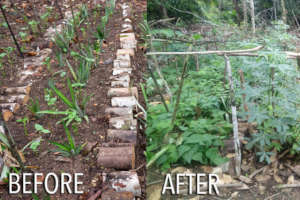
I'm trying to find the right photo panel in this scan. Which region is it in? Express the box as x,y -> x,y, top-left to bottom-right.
145,0 -> 300,199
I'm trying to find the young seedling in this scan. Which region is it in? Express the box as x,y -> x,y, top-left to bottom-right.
42,57 -> 51,72
34,124 -> 50,134
38,79 -> 90,126
28,20 -> 40,35
21,137 -> 43,152
28,98 -> 42,118
44,88 -> 57,107
16,117 -> 29,136
50,123 -> 85,157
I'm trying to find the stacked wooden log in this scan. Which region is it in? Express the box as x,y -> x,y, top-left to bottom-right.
0,2 -> 74,121
97,1 -> 142,199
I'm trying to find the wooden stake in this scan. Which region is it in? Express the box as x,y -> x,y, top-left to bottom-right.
147,64 -> 169,112
171,46 -> 193,126
239,69 -> 249,119
224,55 -> 241,176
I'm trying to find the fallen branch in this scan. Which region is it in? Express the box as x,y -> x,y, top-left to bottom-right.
146,45 -> 263,56
273,183 -> 300,189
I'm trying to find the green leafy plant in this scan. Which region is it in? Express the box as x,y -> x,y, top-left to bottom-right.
50,123 -> 85,157
16,117 -> 29,136
28,20 -> 40,34
21,137 -> 43,152
38,79 -> 90,126
34,124 -> 50,134
44,88 -> 57,107
146,65 -> 232,171
28,98 -> 42,118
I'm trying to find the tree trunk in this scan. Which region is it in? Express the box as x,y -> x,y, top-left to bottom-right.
273,0 -> 277,20
233,0 -> 242,25
242,0 -> 248,27
249,0 -> 256,35
281,0 -> 287,24
224,55 -> 241,177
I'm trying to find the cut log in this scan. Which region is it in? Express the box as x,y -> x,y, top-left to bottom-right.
110,74 -> 130,82
0,85 -> 31,95
117,54 -> 131,61
117,49 -> 135,57
111,80 -> 129,87
113,59 -> 131,68
120,33 -> 137,49
124,18 -> 132,23
107,87 -> 138,98
121,23 -> 133,33
103,171 -> 141,196
0,95 -> 29,105
113,68 -> 132,76
101,189 -> 134,200
111,96 -> 136,108
2,110 -> 13,121
109,116 -> 137,130
107,129 -> 137,144
0,103 -> 20,113
105,107 -> 133,116
97,144 -> 135,169
24,48 -> 52,68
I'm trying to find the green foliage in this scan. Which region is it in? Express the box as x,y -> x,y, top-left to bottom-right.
50,123 -> 85,157
38,79 -> 89,126
28,98 -> 42,118
16,117 -> 29,136
21,137 -> 43,152
146,65 -> 232,171
54,23 -> 75,53
34,124 -> 50,134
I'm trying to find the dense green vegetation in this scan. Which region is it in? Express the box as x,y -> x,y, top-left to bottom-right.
145,0 -> 300,171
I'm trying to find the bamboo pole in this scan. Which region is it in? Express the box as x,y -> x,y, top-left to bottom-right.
224,55 -> 241,176
171,46 -> 192,126
146,46 -> 264,56
147,64 -> 169,112
146,47 -> 300,59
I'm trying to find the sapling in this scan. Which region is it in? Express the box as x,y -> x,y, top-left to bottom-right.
28,98 -> 42,118
50,123 -> 85,157
28,20 -> 40,34
16,117 -> 29,136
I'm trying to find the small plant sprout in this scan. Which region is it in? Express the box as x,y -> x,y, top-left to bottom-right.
43,56 -> 51,71
28,20 -> 40,34
21,137 -> 43,152
50,123 -> 85,157
16,117 -> 29,136
28,98 -> 42,118
34,124 -> 51,134
38,79 -> 90,126
44,88 -> 57,107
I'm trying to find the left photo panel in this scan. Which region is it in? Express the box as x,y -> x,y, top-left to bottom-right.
0,0 -> 147,199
